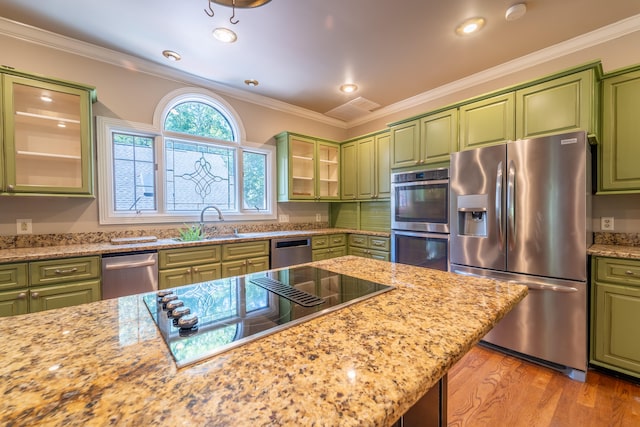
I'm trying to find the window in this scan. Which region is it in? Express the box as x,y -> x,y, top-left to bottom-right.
97,88 -> 275,224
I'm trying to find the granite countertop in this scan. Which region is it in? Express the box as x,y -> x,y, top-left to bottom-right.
588,244 -> 640,260
0,256 -> 527,426
0,228 -> 389,263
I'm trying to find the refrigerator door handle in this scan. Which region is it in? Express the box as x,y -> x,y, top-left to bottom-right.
507,160 -> 516,250
496,161 -> 504,250
509,281 -> 579,293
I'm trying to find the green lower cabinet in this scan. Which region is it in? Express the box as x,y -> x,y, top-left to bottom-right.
312,234 -> 346,260
591,257 -> 640,378
599,68 -> 640,193
159,263 -> 222,289
0,289 -> 29,317
348,234 -> 390,261
221,256 -> 270,278
29,279 -> 101,313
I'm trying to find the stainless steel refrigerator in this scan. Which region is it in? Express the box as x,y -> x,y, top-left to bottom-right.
449,130 -> 592,381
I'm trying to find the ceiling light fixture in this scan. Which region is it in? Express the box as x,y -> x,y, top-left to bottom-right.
213,27 -> 238,43
455,17 -> 486,36
244,79 -> 259,87
505,3 -> 527,21
340,83 -> 358,94
162,50 -> 182,61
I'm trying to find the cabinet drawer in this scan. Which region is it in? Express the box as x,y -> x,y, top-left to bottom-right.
368,237 -> 390,251
312,236 -> 329,249
349,234 -> 368,248
30,256 -> 100,286
0,263 -> 28,291
29,279 -> 101,313
328,234 -> 346,247
596,257 -> 640,287
0,288 -> 29,317
222,240 -> 269,261
159,245 -> 221,269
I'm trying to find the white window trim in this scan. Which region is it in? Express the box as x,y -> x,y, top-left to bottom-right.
97,90 -> 276,225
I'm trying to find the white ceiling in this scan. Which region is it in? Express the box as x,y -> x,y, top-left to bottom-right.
2,0 -> 640,123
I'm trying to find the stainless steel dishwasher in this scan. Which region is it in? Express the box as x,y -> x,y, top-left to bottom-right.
101,251 -> 158,299
270,237 -> 312,268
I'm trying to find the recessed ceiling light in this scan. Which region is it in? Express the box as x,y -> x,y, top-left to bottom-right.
455,17 -> 486,36
162,50 -> 181,61
340,83 -> 358,93
244,79 -> 259,87
213,27 -> 238,43
505,3 -> 527,21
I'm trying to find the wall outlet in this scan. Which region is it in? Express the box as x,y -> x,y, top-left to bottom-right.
315,213 -> 322,222
601,217 -> 615,231
17,218 -> 32,234
278,214 -> 290,223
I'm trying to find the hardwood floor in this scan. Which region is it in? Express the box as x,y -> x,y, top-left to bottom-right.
447,345 -> 640,427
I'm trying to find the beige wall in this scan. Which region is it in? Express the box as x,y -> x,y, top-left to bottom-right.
1,29 -> 640,236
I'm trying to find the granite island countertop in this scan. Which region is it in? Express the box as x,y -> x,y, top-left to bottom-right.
0,228 -> 388,263
0,256 -> 527,426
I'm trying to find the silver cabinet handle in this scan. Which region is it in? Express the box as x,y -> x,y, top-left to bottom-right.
31,292 -> 39,299
192,267 -> 199,273
55,267 -> 78,275
18,292 -> 27,300
626,270 -> 636,276
7,184 -> 14,192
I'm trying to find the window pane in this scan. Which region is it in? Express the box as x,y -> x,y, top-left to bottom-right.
112,133 -> 156,211
243,151 -> 267,210
165,139 -> 236,211
164,101 -> 234,141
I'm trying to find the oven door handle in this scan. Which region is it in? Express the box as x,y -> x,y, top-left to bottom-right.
392,231 -> 449,240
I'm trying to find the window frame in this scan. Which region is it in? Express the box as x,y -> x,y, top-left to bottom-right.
97,88 -> 276,225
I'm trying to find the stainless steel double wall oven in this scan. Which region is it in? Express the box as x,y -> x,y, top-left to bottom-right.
390,168 -> 449,271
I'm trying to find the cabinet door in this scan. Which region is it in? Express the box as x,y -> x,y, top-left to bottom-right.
369,250 -> 390,261
316,141 -> 340,199
516,70 -> 594,140
221,260 -> 246,278
459,93 -> 515,150
349,247 -> 369,258
420,109 -> 458,163
357,136 -> 375,199
2,75 -> 93,195
340,141 -> 357,200
312,248 -> 332,261
29,279 -> 101,313
593,281 -> 640,377
191,263 -> 221,283
289,135 -> 317,200
600,70 -> 640,193
247,256 -> 270,274
375,132 -> 391,199
159,267 -> 192,289
0,289 -> 29,317
329,247 -> 347,258
390,119 -> 420,168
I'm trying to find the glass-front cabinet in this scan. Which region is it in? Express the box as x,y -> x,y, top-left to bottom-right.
276,132 -> 340,201
1,71 -> 96,196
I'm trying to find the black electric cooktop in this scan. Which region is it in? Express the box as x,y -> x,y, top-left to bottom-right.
143,266 -> 394,367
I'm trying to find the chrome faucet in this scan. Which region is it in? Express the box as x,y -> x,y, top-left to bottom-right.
199,205 -> 225,236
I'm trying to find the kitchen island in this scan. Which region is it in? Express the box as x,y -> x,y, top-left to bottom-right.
0,256 -> 527,426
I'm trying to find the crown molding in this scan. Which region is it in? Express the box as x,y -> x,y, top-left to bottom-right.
2,14 -> 639,131
346,13 -> 640,128
0,17 -> 347,129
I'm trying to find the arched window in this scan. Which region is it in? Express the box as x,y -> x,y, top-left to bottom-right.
97,88 -> 275,225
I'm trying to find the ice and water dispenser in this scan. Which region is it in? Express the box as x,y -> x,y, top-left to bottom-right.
456,194 -> 488,237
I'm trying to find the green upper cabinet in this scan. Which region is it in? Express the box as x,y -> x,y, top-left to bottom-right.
599,67 -> 640,194
390,108 -> 457,168
459,93 -> 515,150
516,69 -> 596,140
341,130 -> 390,201
276,132 -> 340,201
340,141 -> 357,200
459,67 -> 597,150
1,70 -> 96,196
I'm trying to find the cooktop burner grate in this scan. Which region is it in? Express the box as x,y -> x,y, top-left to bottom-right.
249,277 -> 325,307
